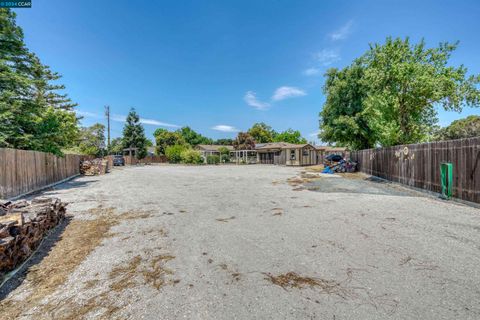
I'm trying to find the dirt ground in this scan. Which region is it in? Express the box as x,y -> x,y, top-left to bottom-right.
1,165 -> 480,319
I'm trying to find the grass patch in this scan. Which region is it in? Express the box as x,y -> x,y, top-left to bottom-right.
264,272 -> 348,298
0,206 -> 159,319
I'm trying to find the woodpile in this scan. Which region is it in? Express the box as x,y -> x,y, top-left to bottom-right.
80,159 -> 109,176
0,198 -> 66,277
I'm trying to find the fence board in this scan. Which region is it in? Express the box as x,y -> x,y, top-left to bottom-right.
0,148 -> 83,199
350,137 -> 480,204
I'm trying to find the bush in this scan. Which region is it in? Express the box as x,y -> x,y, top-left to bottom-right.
220,154 -> 230,163
206,154 -> 220,164
165,144 -> 187,163
181,149 -> 203,164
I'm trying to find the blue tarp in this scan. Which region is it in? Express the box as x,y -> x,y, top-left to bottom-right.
322,166 -> 334,174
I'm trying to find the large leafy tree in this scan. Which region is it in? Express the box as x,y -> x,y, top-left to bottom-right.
273,129 -> 307,144
434,115 -> 480,141
233,132 -> 255,150
109,137 -> 124,154
363,38 -> 479,146
320,37 -> 480,149
176,126 -> 212,146
78,123 -> 106,157
247,122 -> 277,143
0,9 -> 79,155
214,138 -> 234,145
320,61 -> 375,150
122,108 -> 148,159
153,128 -> 186,155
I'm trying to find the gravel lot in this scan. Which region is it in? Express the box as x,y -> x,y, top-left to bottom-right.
1,165 -> 480,319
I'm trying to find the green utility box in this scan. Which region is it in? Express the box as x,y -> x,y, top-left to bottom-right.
440,162 -> 453,199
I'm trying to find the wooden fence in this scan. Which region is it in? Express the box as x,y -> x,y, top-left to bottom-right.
350,137 -> 480,204
104,155 -> 167,166
0,148 -> 85,199
124,155 -> 167,165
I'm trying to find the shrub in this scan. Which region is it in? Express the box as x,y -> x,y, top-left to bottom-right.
206,154 -> 220,164
218,147 -> 231,163
181,149 -> 203,164
220,154 -> 230,163
165,144 -> 187,163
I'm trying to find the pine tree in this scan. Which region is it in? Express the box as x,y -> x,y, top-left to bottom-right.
0,8 -> 35,148
122,108 -> 147,159
0,8 -> 79,154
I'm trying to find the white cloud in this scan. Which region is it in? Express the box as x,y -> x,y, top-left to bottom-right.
140,118 -> 180,128
309,130 -> 320,137
329,20 -> 353,41
272,86 -> 306,101
244,91 -> 270,110
316,49 -> 341,66
112,114 -> 179,128
303,68 -> 321,76
211,125 -> 239,133
77,110 -> 101,118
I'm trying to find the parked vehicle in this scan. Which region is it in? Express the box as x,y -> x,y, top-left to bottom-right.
325,154 -> 343,162
113,155 -> 125,166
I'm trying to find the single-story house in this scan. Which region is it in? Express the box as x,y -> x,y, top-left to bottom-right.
283,143 -> 318,166
195,143 -> 347,166
255,142 -> 287,164
255,142 -> 319,166
195,145 -> 235,162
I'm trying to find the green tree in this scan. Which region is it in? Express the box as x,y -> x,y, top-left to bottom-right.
165,144 -> 187,163
0,9 -> 33,149
180,148 -> 203,164
214,138 -> 234,145
122,108 -> 148,159
320,37 -> 480,148
273,129 -> 307,144
153,128 -> 186,155
0,9 -> 79,155
218,146 -> 231,162
35,107 -> 79,155
247,122 -> 277,143
176,126 -> 213,146
78,123 -> 105,157
109,137 -> 124,154
434,116 -> 480,141
320,61 -> 375,150
233,132 -> 255,150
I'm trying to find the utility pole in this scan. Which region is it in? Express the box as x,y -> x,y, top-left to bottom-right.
105,105 -> 110,152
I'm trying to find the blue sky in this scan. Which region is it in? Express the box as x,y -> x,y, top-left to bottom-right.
15,0 -> 480,143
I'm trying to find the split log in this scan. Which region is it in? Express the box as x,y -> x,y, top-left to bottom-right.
0,197 -> 66,277
80,159 -> 109,176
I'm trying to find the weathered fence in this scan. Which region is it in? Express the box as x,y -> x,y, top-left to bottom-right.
123,155 -> 167,165
350,137 -> 480,204
0,148 -> 84,199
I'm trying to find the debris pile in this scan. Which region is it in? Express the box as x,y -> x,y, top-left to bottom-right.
323,158 -> 357,174
80,159 -> 109,175
0,198 -> 66,277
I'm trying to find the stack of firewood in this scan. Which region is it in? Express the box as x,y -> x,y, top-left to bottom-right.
0,198 -> 66,276
80,159 -> 109,176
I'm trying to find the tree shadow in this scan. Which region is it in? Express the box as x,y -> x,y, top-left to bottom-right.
25,179 -> 99,200
0,216 -> 72,301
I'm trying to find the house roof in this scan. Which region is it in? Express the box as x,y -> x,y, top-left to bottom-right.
255,142 -> 289,150
280,143 -> 315,150
313,145 -> 347,152
255,142 -> 315,150
196,145 -> 234,151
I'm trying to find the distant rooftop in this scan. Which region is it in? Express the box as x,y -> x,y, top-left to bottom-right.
196,145 -> 234,151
